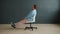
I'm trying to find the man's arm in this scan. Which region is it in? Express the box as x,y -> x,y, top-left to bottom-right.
25,11 -> 35,19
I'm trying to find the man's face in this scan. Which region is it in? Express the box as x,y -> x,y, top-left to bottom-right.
32,5 -> 34,10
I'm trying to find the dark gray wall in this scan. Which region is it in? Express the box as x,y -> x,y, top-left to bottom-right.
0,0 -> 59,24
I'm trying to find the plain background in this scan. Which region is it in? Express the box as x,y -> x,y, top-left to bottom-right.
0,0 -> 60,24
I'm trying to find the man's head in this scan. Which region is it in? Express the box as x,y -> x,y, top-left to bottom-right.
32,4 -> 36,10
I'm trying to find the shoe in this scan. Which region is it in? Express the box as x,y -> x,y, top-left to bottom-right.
11,22 -> 16,28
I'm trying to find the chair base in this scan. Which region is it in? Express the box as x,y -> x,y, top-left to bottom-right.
24,26 -> 37,31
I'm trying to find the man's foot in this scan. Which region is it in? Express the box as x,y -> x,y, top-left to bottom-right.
11,22 -> 16,28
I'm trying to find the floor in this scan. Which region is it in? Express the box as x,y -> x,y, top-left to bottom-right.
0,24 -> 60,34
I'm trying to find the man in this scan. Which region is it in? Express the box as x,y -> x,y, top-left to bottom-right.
11,5 -> 37,28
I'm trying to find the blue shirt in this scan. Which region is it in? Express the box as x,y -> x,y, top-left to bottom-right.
25,9 -> 37,21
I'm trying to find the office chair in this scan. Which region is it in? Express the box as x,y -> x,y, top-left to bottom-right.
24,16 -> 37,31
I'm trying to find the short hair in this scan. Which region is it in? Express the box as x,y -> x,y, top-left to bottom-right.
34,4 -> 36,9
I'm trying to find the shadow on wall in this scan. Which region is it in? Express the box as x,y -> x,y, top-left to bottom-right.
53,10 -> 60,26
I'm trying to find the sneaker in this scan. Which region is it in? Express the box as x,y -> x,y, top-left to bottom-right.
11,22 -> 16,28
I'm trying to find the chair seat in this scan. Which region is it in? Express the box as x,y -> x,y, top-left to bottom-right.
26,20 -> 35,23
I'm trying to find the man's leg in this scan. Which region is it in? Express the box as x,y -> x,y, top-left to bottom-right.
11,18 -> 28,28
15,19 -> 27,27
